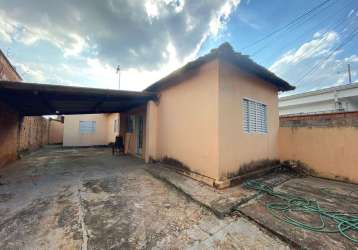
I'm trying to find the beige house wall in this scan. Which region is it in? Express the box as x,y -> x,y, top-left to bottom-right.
145,101 -> 158,163
106,113 -> 120,143
63,114 -> 109,147
279,113 -> 358,184
143,59 -> 281,182
218,61 -> 279,180
151,60 -> 220,180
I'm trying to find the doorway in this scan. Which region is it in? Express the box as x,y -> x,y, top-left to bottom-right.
135,115 -> 144,155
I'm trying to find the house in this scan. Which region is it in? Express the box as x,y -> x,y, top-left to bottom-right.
63,113 -> 120,147
119,43 -> 294,187
279,82 -> 358,116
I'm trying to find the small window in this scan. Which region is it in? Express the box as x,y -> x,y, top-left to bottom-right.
114,119 -> 117,132
79,121 -> 96,134
243,99 -> 267,133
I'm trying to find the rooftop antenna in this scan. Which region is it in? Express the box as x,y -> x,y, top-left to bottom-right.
116,65 -> 120,90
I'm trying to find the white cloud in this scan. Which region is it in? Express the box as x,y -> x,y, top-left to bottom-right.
16,63 -> 47,82
0,14 -> 16,42
63,33 -> 88,57
145,0 -> 160,19
88,41 -> 186,91
0,10 -> 88,57
0,0 -> 240,90
345,55 -> 358,63
270,32 -> 338,71
270,31 -> 358,94
209,0 -> 240,36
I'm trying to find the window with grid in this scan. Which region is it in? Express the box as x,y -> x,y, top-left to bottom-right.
79,121 -> 96,134
243,99 -> 267,133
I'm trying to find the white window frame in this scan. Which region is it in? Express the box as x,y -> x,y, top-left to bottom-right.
79,121 -> 96,134
243,98 -> 268,134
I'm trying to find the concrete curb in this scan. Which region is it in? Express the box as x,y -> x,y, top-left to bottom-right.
145,165 -> 258,219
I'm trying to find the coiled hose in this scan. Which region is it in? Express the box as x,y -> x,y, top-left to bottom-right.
243,180 -> 358,243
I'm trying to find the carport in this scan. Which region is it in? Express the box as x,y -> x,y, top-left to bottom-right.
0,80 -> 156,116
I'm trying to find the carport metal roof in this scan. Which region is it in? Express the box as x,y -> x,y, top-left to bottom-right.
0,81 -> 156,116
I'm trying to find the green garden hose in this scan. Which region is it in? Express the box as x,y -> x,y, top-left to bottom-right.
243,180 -> 358,243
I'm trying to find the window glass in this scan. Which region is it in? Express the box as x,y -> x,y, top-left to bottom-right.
79,121 -> 96,134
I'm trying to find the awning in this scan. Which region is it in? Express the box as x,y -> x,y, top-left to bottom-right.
0,81 -> 156,116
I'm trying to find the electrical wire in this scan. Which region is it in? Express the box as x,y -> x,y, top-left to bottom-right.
241,0 -> 332,50
298,24 -> 358,82
251,0 -> 354,58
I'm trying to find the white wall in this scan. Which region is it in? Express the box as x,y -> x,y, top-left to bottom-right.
279,84 -> 358,115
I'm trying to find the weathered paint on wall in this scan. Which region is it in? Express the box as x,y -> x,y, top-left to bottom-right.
279,112 -> 358,184
0,101 -> 19,168
142,59 -> 281,182
218,60 -> 279,180
147,59 -> 220,179
63,113 -> 119,147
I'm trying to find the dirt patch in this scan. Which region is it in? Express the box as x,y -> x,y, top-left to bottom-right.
0,198 -> 51,249
54,186 -> 83,242
0,193 -> 13,202
83,177 -> 122,194
57,205 -> 82,240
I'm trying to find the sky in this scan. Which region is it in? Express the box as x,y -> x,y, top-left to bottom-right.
0,0 -> 357,95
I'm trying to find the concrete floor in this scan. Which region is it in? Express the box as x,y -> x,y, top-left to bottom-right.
0,146 -> 288,250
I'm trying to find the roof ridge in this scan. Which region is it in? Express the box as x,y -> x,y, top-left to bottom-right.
145,42 -> 295,92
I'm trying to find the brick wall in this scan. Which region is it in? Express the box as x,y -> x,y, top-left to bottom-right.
0,49 -> 64,168
280,111 -> 358,128
0,50 -> 21,81
0,101 -> 19,168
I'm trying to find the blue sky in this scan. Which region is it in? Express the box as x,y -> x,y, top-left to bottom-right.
0,0 -> 357,95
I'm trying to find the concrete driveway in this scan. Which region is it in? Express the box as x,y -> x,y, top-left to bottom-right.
0,146 -> 288,250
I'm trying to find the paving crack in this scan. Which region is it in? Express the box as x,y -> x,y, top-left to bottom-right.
77,185 -> 88,250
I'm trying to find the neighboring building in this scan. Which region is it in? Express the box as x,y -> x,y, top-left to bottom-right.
0,49 -> 23,167
279,82 -> 358,116
0,49 -> 22,81
119,43 -> 294,187
0,48 -> 64,168
63,113 -> 119,147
